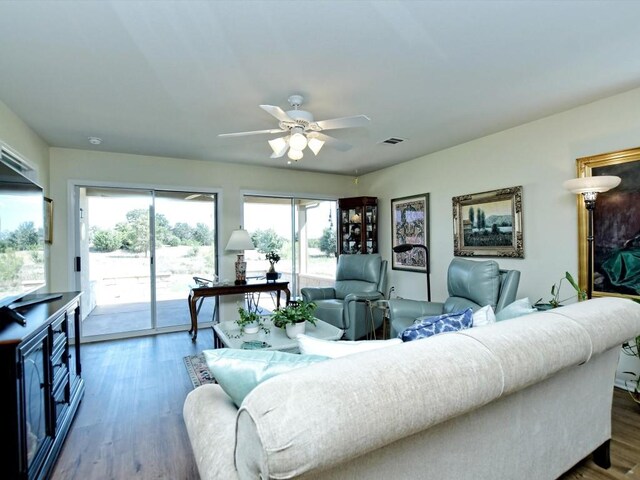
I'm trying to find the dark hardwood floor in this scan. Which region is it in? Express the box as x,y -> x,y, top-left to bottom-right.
51,330 -> 640,479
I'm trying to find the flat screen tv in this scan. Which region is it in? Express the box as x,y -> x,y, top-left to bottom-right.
0,152 -> 46,320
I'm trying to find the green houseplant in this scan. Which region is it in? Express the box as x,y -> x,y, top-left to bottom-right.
236,304 -> 267,334
272,300 -> 317,338
535,271 -> 587,310
622,335 -> 640,406
265,251 -> 281,281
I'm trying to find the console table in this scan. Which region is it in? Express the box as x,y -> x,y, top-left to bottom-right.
187,280 -> 290,341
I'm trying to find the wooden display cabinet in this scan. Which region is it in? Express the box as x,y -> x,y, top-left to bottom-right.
338,196 -> 378,255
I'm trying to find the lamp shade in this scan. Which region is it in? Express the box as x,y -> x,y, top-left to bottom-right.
268,136 -> 288,155
225,228 -> 255,251
289,131 -> 308,151
563,175 -> 621,194
307,137 -> 325,155
288,148 -> 303,161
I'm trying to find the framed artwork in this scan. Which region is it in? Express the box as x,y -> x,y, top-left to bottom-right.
452,186 -> 523,258
391,193 -> 429,271
575,147 -> 640,300
44,197 -> 53,244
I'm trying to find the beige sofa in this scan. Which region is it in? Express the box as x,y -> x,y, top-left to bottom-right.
183,297 -> 640,479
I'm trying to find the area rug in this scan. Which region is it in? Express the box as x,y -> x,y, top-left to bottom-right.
183,353 -> 216,388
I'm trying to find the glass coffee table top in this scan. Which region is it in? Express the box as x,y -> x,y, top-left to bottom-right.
213,317 -> 343,353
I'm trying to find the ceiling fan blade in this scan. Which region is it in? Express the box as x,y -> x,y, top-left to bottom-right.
260,105 -> 295,122
311,132 -> 352,152
313,115 -> 370,131
219,128 -> 284,138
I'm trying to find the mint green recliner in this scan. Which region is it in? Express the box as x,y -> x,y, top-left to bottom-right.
388,258 -> 520,337
301,254 -> 388,340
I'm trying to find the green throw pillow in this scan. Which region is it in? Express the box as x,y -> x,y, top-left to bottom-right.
203,348 -> 329,407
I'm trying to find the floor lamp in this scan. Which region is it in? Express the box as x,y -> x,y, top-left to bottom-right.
225,227 -> 255,285
392,243 -> 431,301
563,175 -> 621,299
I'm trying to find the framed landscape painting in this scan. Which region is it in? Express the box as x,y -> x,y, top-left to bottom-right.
452,186 -> 523,258
575,147 -> 640,300
391,193 -> 429,271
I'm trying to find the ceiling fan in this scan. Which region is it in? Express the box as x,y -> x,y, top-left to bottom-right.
218,95 -> 370,162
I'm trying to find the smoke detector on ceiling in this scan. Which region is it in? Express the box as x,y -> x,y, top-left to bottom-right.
88,136 -> 103,145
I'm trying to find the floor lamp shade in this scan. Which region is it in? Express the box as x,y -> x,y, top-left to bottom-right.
226,228 -> 255,285
563,175 -> 621,299
392,243 -> 431,301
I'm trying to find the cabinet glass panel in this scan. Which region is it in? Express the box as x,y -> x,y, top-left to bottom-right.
21,338 -> 49,470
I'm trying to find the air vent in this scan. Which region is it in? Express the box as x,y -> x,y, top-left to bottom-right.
1,147 -> 33,173
381,137 -> 405,145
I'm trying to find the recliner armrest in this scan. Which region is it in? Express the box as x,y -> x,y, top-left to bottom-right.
344,292 -> 383,303
301,287 -> 337,301
388,299 -> 445,321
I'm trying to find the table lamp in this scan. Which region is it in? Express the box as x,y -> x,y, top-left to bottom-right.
226,227 -> 255,285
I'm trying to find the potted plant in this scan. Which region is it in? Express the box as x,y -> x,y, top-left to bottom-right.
265,251 -> 281,281
272,300 -> 317,339
534,271 -> 587,310
236,304 -> 263,334
622,335 -> 640,407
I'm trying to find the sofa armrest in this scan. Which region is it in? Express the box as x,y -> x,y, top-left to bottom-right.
301,287 -> 336,302
183,384 -> 240,480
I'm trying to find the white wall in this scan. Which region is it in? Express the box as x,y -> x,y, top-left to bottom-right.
361,86 -> 640,304
48,147 -> 357,316
360,86 -> 640,387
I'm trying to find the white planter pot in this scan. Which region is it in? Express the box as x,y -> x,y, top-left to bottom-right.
243,322 -> 259,334
285,321 -> 306,339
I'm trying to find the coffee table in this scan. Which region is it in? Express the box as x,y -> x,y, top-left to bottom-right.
213,317 -> 343,353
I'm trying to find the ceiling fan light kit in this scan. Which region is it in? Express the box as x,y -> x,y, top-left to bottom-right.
219,94 -> 370,164
288,148 -> 304,161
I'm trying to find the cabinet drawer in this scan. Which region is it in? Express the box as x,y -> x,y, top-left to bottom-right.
52,373 -> 70,433
50,315 -> 67,351
51,348 -> 69,391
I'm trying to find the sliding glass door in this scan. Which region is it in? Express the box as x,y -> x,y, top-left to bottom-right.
76,186 -> 217,341
154,191 -> 216,329
243,195 -> 337,308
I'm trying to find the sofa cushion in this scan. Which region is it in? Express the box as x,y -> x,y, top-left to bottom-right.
495,297 -> 537,321
472,305 -> 497,327
203,348 -> 328,407
400,308 -> 473,341
297,334 -> 402,358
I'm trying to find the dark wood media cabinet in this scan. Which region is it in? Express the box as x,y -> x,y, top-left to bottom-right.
0,292 -> 84,480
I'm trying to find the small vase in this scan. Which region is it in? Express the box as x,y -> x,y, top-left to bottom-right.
243,322 -> 259,334
285,321 -> 305,339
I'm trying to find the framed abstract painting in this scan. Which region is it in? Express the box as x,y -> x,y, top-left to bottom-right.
391,193 -> 429,271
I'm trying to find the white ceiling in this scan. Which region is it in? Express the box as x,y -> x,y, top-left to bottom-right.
1,1 -> 640,175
